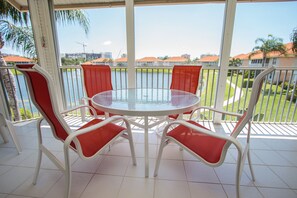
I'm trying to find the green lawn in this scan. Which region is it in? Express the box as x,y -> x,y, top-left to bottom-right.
199,70 -> 235,106
227,73 -> 296,122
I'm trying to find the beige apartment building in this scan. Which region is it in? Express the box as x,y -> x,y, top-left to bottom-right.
82,58 -> 113,66
198,55 -> 219,67
136,57 -> 163,67
114,57 -> 128,67
3,56 -> 34,66
234,43 -> 297,82
163,56 -> 188,67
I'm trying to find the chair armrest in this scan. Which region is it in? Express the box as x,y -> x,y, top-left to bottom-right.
63,116 -> 130,148
190,106 -> 243,119
81,97 -> 91,102
80,97 -> 91,105
163,120 -> 243,152
61,105 -> 98,118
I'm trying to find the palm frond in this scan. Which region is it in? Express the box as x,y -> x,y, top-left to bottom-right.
291,27 -> 297,53
55,10 -> 90,34
251,34 -> 286,60
248,50 -> 260,59
1,0 -> 90,34
0,0 -> 29,25
0,20 -> 36,57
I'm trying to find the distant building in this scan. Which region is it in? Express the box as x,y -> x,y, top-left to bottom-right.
198,55 -> 219,67
233,42 -> 297,82
136,57 -> 163,67
3,55 -> 34,66
100,52 -> 112,59
64,52 -> 112,60
163,56 -> 188,67
234,43 -> 297,68
181,54 -> 191,60
114,57 -> 128,67
82,58 -> 113,66
200,54 -> 217,59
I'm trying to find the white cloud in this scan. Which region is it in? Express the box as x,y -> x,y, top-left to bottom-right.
103,41 -> 112,46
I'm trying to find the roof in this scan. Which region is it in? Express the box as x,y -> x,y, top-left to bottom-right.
164,56 -> 188,62
199,55 -> 219,62
234,43 -> 296,60
232,54 -> 249,60
3,56 -> 33,63
7,0 -> 289,12
137,57 -> 162,62
115,57 -> 128,62
81,61 -> 92,65
82,58 -> 113,65
92,58 -> 113,62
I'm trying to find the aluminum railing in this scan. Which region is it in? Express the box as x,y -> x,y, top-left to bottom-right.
1,65 -> 296,123
0,66 -> 40,121
224,67 -> 297,123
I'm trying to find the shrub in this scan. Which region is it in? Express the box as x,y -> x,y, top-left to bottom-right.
282,82 -> 294,90
286,89 -> 297,103
244,71 -> 255,78
242,79 -> 254,88
20,108 -> 33,120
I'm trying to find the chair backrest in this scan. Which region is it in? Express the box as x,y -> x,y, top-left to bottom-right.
230,66 -> 275,137
15,64 -> 72,143
170,65 -> 202,94
81,65 -> 113,115
81,65 -> 113,97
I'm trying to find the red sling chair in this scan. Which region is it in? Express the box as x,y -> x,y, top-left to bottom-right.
168,65 -> 202,119
16,64 -> 136,198
81,64 -> 115,118
154,66 -> 275,198
130,65 -> 202,130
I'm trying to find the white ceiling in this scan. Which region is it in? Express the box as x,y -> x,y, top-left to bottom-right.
7,0 -> 293,11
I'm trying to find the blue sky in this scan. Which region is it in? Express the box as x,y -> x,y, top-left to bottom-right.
3,1 -> 297,59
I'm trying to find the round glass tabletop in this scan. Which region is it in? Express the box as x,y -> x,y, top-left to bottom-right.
92,88 -> 200,116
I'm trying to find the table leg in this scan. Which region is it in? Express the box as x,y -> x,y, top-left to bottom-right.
144,116 -> 149,177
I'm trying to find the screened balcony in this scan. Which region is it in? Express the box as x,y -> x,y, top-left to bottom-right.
0,65 -> 297,198
1,0 -> 297,197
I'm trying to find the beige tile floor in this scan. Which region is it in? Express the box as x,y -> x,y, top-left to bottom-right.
0,118 -> 297,198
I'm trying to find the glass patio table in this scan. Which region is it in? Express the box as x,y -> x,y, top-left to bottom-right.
92,88 -> 200,177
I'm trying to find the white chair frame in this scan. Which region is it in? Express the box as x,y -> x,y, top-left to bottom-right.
0,113 -> 22,154
16,64 -> 136,198
154,66 -> 275,198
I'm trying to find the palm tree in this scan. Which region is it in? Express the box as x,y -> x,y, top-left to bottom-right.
291,27 -> 297,53
0,34 -> 21,120
229,58 -> 242,67
0,0 -> 90,120
249,34 -> 286,67
0,20 -> 36,57
0,0 -> 89,57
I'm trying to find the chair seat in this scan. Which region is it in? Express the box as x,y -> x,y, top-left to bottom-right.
76,119 -> 125,157
167,121 -> 227,163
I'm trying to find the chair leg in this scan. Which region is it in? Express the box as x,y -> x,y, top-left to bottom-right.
6,120 -> 22,154
64,147 -> 71,198
246,121 -> 255,181
81,108 -> 86,122
0,126 -> 9,143
124,120 -> 136,165
33,148 -> 42,185
154,138 -> 167,177
33,118 -> 44,185
247,149 -> 255,181
128,134 -> 136,166
80,99 -> 86,122
235,149 -> 243,198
